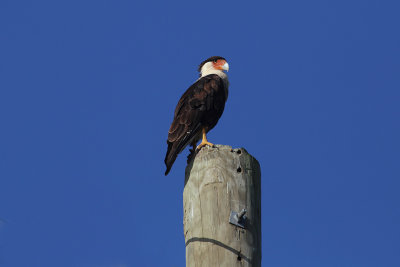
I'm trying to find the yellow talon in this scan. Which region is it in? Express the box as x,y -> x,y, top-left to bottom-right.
196,128 -> 214,150
196,140 -> 214,150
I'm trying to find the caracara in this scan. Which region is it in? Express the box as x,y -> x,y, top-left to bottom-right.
164,56 -> 230,175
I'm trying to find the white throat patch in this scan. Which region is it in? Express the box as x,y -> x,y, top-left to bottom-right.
198,61 -> 229,98
199,62 -> 228,80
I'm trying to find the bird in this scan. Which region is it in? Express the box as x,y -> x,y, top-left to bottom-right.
164,56 -> 230,175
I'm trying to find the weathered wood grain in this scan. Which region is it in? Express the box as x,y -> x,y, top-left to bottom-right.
184,145 -> 261,267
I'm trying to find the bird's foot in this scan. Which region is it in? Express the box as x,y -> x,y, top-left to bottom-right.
196,141 -> 215,152
187,141 -> 198,163
187,149 -> 195,163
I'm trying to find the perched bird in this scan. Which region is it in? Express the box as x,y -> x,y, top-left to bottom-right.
164,56 -> 230,175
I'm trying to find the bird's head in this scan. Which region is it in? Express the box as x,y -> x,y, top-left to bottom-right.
198,56 -> 229,77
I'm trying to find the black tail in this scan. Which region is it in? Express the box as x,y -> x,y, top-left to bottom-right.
164,141 -> 179,175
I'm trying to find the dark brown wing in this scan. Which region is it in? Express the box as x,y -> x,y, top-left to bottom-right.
164,74 -> 227,175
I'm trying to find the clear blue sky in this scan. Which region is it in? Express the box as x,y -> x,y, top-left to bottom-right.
1,0 -> 399,266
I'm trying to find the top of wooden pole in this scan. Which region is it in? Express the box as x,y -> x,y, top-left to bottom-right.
185,144 -> 259,184
183,144 -> 261,267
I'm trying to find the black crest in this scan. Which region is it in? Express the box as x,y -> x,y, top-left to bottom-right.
198,56 -> 226,72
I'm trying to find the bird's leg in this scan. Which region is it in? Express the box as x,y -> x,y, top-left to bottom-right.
187,140 -> 198,163
191,141 -> 197,152
188,140 -> 197,155
196,128 -> 214,151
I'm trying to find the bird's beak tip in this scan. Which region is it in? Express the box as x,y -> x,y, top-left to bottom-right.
222,62 -> 229,72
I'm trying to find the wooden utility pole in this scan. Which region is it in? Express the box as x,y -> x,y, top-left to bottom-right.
183,145 -> 261,267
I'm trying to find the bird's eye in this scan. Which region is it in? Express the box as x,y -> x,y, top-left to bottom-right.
213,59 -> 218,63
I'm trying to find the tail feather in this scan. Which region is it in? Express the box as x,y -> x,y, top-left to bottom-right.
164,125 -> 201,175
164,141 -> 179,175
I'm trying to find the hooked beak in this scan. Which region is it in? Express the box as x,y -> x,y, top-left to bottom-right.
222,62 -> 229,72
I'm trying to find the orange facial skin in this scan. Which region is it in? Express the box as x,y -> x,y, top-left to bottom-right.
212,59 -> 227,70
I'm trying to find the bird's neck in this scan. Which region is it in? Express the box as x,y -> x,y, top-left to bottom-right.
200,69 -> 228,80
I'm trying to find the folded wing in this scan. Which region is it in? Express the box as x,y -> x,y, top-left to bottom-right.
164,74 -> 227,175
